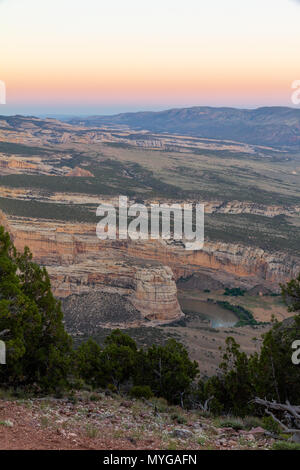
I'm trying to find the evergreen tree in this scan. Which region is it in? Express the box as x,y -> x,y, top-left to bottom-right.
0,227 -> 72,392
281,273 -> 300,313
135,338 -> 199,405
101,329 -> 138,390
74,338 -> 104,388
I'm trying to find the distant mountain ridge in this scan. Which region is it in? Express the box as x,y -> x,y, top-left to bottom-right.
67,106 -> 300,148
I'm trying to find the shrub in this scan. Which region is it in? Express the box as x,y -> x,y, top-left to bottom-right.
243,416 -> 263,430
130,385 -> 153,399
223,287 -> 246,297
170,413 -> 187,424
67,392 -> 78,405
218,416 -> 245,431
107,383 -> 118,393
217,301 -> 257,326
90,393 -> 102,402
262,416 -> 282,435
152,397 -> 169,413
272,441 -> 300,450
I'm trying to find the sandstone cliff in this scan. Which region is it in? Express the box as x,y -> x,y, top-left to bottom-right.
2,214 -> 184,324
1,186 -> 299,218
132,267 -> 184,322
2,212 -> 299,324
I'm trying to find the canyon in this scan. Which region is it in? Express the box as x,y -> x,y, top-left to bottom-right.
1,211 -> 299,327
0,113 -> 299,329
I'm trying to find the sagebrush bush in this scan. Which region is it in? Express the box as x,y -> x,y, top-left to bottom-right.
218,416 -> 245,431
152,397 -> 169,413
243,416 -> 263,430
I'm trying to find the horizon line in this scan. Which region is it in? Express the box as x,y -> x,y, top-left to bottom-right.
1,103 -> 300,120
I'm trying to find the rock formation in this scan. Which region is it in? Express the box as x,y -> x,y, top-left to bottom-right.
1,213 -> 184,324
131,266 -> 184,322
66,167 -> 94,177
1,211 -> 299,325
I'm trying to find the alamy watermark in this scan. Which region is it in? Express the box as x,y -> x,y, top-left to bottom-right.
96,196 -> 204,251
291,80 -> 300,105
0,80 -> 6,105
292,340 -> 300,365
0,341 -> 6,365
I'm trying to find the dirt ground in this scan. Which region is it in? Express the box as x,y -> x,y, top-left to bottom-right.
163,323 -> 269,376
0,394 -> 274,451
0,398 -> 161,450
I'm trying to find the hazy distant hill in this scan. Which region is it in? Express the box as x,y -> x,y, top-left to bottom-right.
68,106 -> 300,148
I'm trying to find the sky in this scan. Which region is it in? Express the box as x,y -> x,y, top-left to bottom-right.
0,0 -> 300,115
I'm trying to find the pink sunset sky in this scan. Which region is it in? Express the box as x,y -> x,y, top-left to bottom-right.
1,0 -> 300,115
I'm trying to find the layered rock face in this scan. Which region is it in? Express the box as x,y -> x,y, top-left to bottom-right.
3,214 -> 184,324
124,239 -> 299,287
1,186 -> 299,218
2,212 -> 300,324
0,158 -> 37,170
8,215 -> 299,288
132,267 -> 184,322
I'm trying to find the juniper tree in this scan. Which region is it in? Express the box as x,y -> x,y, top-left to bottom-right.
0,227 -> 72,392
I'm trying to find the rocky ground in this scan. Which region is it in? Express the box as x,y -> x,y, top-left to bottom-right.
0,391 -> 275,450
